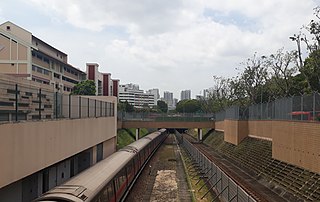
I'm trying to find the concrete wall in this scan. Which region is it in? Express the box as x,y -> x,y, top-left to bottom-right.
215,121 -> 224,131
224,120 -> 248,145
0,116 -> 116,189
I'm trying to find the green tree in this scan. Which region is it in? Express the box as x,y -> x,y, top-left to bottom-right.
72,80 -> 96,95
176,99 -> 201,113
157,100 -> 168,113
301,49 -> 320,92
117,101 -> 134,112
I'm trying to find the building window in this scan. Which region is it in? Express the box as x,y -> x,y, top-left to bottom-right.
6,26 -> 10,31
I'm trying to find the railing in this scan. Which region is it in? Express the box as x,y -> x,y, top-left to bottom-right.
0,76 -> 115,122
175,131 -> 256,202
118,112 -> 214,122
249,93 -> 320,121
215,92 -> 320,122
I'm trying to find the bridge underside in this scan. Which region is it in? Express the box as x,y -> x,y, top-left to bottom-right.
119,121 -> 215,129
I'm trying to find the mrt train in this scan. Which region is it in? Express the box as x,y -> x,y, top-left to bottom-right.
34,129 -> 167,202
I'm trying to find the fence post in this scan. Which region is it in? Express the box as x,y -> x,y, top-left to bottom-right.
313,92 -> 316,121
55,92 -> 58,119
301,95 -> 303,120
15,84 -> 18,121
100,101 -> 102,117
79,96 -> 81,118
88,98 -> 90,117
94,100 -> 97,117
69,94 -> 71,119
39,88 -> 42,120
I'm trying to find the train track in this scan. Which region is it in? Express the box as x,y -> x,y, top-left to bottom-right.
184,134 -> 285,202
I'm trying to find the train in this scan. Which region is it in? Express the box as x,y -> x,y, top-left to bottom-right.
34,129 -> 167,202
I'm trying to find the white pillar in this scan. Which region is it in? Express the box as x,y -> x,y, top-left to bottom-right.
136,128 -> 140,141
198,128 -> 203,141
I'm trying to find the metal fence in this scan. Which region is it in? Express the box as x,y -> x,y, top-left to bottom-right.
55,93 -> 115,119
118,112 -> 214,122
215,106 -> 248,121
175,131 -> 256,202
249,92 -> 320,121
0,82 -> 115,122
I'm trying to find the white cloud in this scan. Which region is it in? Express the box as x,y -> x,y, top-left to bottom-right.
20,0 -> 320,98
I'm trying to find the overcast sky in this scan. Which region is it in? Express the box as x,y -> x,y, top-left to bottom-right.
1,0 -> 319,98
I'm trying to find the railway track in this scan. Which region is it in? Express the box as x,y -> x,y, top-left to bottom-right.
184,134 -> 285,202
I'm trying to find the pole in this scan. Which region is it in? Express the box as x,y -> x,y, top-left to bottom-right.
15,84 -> 18,121
69,94 -> 71,118
88,98 -> 90,117
55,92 -> 58,119
39,88 -> 42,120
79,96 -> 81,118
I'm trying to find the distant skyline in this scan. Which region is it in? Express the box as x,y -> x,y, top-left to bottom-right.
1,0 -> 319,98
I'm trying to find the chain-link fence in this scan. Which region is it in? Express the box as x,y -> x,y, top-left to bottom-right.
249,92 -> 320,121
175,131 -> 256,202
215,106 -> 248,121
0,78 -> 115,122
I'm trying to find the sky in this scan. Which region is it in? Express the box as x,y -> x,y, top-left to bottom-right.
1,0 -> 319,99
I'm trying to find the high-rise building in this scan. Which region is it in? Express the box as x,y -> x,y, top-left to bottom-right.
163,91 -> 175,110
0,21 -> 87,93
119,84 -> 156,107
180,90 -> 191,100
146,88 -> 160,105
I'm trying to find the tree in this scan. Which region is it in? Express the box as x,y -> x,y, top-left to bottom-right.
301,49 -> 320,92
157,100 -> 168,113
267,49 -> 298,97
72,80 -> 96,95
118,101 -> 134,112
238,53 -> 269,104
176,99 -> 201,113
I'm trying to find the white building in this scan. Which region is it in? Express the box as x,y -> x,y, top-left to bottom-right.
119,84 -> 156,108
163,91 -> 175,110
146,88 -> 160,105
181,90 -> 191,100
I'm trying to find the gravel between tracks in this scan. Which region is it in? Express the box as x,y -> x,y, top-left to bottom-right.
126,134 -> 193,202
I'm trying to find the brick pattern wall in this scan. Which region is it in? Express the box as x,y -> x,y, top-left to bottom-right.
272,121 -> 320,173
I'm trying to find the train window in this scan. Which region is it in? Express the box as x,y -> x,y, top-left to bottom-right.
126,160 -> 134,183
114,167 -> 127,198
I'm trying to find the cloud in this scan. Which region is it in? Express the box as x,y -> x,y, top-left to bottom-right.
22,0 -> 319,98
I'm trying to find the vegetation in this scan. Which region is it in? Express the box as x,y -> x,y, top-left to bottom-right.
118,101 -> 134,112
199,7 -> 320,113
176,99 -> 201,113
72,80 -> 96,95
157,100 -> 168,113
117,128 -> 154,149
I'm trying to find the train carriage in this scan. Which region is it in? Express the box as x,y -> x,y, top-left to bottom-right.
35,129 -> 167,202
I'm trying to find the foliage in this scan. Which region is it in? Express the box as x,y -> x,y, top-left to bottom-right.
157,100 -> 168,113
301,49 -> 320,92
72,80 -> 96,95
118,101 -> 134,112
176,99 -> 201,113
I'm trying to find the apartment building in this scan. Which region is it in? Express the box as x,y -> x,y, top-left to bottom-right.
180,90 -> 191,100
119,83 -> 156,108
0,22 -> 118,202
0,21 -> 86,93
86,63 -> 119,97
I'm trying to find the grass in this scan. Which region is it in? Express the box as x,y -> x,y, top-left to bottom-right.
180,147 -> 218,202
117,128 -> 157,150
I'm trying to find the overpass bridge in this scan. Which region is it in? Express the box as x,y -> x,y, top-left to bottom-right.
118,112 -> 215,140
